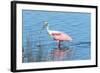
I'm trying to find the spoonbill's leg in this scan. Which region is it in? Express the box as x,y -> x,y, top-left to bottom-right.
58,40 -> 63,50
58,40 -> 61,49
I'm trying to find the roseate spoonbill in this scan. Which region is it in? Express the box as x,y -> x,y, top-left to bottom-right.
43,21 -> 72,49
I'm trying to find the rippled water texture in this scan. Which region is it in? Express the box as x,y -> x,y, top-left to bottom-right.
22,10 -> 91,63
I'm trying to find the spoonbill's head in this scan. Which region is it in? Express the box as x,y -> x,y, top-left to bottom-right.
42,21 -> 48,29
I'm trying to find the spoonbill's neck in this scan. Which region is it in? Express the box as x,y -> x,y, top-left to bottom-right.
46,25 -> 50,32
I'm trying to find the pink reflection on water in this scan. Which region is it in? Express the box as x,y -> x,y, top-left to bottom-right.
50,48 -> 72,60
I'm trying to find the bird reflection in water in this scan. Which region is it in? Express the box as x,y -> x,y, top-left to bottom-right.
50,47 -> 72,61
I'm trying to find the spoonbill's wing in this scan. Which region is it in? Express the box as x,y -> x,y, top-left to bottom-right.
48,30 -> 72,41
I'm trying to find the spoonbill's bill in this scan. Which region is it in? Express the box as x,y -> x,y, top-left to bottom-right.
43,21 -> 72,49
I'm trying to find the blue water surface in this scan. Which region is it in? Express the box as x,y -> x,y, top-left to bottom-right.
22,10 -> 91,63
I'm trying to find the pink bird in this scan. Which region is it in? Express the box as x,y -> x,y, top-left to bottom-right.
43,21 -> 72,49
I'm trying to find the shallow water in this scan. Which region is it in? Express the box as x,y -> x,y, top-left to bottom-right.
22,10 -> 91,63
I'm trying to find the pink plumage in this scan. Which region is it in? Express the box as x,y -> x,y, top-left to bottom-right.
49,30 -> 72,41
